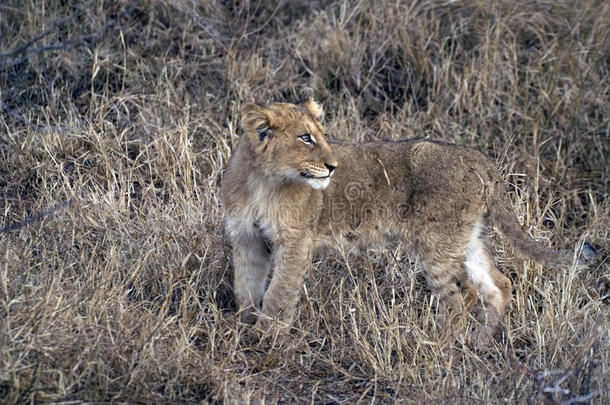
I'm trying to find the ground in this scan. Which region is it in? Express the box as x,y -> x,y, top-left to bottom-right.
0,0 -> 608,403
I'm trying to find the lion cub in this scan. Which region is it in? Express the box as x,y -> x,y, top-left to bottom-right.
221,99 -> 589,342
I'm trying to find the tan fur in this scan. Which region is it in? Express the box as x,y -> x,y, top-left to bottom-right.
220,99 -> 585,342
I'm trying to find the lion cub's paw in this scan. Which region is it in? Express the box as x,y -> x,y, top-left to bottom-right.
248,317 -> 291,346
467,323 -> 507,352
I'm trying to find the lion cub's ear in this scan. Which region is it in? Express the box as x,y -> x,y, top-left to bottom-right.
241,103 -> 272,143
241,103 -> 269,131
303,97 -> 324,121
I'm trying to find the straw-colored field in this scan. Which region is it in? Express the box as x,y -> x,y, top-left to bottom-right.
1,1 -> 608,403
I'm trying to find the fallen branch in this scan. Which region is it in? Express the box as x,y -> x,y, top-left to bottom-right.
1,102 -> 81,133
0,198 -> 75,234
0,1 -> 140,66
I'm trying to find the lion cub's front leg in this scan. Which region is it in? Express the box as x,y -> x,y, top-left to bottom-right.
254,231 -> 314,334
230,231 -> 272,325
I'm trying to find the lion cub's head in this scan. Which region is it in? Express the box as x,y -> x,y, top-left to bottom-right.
241,98 -> 338,190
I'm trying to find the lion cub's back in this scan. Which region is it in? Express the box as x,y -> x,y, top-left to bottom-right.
328,139 -> 496,193
318,139 -> 496,237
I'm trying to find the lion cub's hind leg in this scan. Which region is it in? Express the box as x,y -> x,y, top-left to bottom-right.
420,249 -> 474,339
464,219 -> 512,344
230,228 -> 272,325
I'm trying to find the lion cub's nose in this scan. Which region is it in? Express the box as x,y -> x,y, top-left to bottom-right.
325,162 -> 337,174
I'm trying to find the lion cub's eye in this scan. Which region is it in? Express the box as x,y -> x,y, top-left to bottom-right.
258,128 -> 269,141
298,133 -> 315,145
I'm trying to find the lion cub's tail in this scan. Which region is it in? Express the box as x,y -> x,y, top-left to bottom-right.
485,179 -> 595,268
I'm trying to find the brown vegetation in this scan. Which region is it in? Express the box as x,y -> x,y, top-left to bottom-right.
1,0 -> 608,403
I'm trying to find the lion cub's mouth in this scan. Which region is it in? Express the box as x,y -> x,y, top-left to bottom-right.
301,172 -> 332,179
301,172 -> 331,190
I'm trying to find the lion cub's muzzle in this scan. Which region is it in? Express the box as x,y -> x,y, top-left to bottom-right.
301,161 -> 337,189
301,162 -> 337,179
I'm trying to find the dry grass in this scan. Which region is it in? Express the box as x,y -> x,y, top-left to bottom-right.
1,0 -> 608,403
